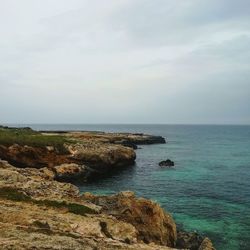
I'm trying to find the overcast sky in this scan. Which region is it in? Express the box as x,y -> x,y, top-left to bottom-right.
1,0 -> 250,124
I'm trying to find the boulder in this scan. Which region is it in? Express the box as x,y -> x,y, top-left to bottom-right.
159,159 -> 175,167
176,231 -> 215,250
176,231 -> 203,249
199,237 -> 215,250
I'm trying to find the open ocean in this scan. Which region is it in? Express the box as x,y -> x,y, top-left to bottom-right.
11,124 -> 250,250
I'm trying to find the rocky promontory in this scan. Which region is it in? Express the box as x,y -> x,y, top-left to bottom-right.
0,160 -> 214,250
0,127 -> 166,181
0,126 -> 215,249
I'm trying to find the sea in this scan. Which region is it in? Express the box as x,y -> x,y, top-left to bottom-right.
9,124 -> 250,250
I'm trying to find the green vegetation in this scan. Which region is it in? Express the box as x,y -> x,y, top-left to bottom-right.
0,186 -> 32,202
0,187 -> 97,216
38,199 -> 97,215
0,126 -> 69,152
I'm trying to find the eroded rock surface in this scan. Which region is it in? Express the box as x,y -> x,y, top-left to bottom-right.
0,160 -> 177,250
45,131 -> 166,145
0,144 -> 71,168
0,160 -> 215,250
82,191 -> 177,247
0,128 -> 166,182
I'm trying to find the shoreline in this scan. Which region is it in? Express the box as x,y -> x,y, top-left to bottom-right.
0,126 -> 214,249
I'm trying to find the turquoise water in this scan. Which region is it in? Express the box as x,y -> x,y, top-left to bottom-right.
13,124 -> 250,249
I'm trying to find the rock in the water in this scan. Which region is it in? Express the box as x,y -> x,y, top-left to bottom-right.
159,159 -> 175,167
176,231 -> 203,250
176,231 -> 215,250
199,237 -> 215,250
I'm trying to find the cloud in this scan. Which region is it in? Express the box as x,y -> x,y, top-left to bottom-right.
109,0 -> 250,47
0,0 -> 249,124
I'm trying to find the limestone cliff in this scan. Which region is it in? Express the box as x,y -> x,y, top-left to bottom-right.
0,160 -> 214,250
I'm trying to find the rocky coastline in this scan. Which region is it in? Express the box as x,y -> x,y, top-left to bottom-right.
0,126 -> 214,249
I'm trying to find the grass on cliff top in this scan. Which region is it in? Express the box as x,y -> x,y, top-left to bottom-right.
0,126 -> 70,152
0,187 -> 97,216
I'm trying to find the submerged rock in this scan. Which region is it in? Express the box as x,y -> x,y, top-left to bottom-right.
159,159 -> 175,167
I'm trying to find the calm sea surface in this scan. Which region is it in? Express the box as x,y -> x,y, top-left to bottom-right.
11,124 -> 250,250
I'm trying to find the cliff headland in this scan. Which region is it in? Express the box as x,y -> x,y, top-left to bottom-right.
0,126 -> 214,249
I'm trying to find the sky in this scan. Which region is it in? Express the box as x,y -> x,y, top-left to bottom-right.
1,0 -> 250,124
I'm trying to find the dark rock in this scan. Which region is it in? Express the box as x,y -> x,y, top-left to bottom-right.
176,231 -> 215,250
130,135 -> 166,145
119,141 -> 138,150
159,159 -> 174,167
176,231 -> 203,250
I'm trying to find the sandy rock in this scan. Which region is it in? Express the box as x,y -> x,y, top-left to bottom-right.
66,142 -> 136,170
199,237 -> 215,250
54,163 -> 87,181
65,131 -> 166,145
82,191 -> 177,247
0,144 -> 71,168
0,160 -> 213,250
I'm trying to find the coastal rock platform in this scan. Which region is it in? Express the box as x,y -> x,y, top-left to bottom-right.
0,127 -> 165,182
0,160 -> 214,250
0,127 -> 214,249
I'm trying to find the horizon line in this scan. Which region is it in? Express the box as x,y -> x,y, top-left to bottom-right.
1,123 -> 250,126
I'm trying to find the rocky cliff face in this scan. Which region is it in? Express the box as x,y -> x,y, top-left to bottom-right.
0,128 -> 215,249
83,191 -> 177,247
0,160 -> 174,249
0,160 -> 214,250
0,129 -> 167,180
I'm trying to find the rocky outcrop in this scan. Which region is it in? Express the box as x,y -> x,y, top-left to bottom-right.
0,144 -> 71,168
1,128 -> 167,182
0,127 -> 216,250
65,142 -> 136,170
64,131 -> 166,145
0,160 -> 214,250
54,163 -> 88,182
159,159 -> 175,167
176,231 -> 215,250
0,127 -> 167,183
0,143 -> 136,183
199,238 -> 215,250
0,160 -> 80,201
0,160 -> 176,250
82,191 -> 177,247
